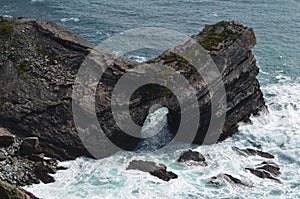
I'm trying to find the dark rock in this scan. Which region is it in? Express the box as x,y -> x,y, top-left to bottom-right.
246,168 -> 281,183
256,161 -> 281,177
0,17 -> 266,160
209,173 -> 252,187
257,165 -> 281,177
0,128 -> 15,147
246,161 -> 281,183
178,150 -> 207,166
127,160 -> 178,181
34,162 -> 55,184
28,153 -> 44,162
19,137 -> 39,155
234,147 -> 274,159
56,166 -> 68,170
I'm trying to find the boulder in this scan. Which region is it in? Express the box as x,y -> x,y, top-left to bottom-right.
0,128 -> 15,147
127,160 -> 178,181
19,137 -> 39,155
34,162 -> 55,184
178,149 -> 207,166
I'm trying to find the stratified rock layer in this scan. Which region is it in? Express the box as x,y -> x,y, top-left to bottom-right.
0,17 -> 266,160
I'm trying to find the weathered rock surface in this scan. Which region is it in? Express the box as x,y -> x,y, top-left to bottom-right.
0,180 -> 38,199
0,128 -> 15,147
0,16 -> 266,160
127,160 -> 178,181
178,149 -> 207,166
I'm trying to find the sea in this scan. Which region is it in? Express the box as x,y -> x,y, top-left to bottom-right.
0,0 -> 299,198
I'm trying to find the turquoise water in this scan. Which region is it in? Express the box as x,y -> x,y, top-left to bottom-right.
1,0 -> 300,198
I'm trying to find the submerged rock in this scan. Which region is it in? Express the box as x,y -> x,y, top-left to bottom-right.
246,161 -> 281,183
234,147 -> 274,159
178,149 -> 207,166
209,173 -> 252,187
256,161 -> 281,176
127,160 -> 178,181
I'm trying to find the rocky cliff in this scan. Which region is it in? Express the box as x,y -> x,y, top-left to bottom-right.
0,17 -> 266,161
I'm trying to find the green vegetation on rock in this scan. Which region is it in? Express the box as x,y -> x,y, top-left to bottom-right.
0,22 -> 14,37
161,88 -> 173,95
18,63 -> 29,75
157,52 -> 189,67
199,21 -> 241,50
36,48 -> 49,57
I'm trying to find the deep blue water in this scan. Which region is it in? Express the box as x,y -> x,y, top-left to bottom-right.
1,0 -> 300,198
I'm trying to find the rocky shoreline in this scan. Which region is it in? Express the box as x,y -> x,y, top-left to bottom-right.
0,16 -> 267,198
0,128 -> 66,198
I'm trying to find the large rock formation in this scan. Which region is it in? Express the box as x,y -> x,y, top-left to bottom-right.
0,17 -> 266,160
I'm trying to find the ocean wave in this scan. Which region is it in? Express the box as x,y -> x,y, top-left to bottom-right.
24,78 -> 300,198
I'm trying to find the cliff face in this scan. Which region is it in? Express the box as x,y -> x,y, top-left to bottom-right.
0,17 -> 266,160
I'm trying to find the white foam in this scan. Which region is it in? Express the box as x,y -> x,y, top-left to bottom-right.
30,0 -> 44,2
24,77 -> 300,198
126,55 -> 147,63
60,17 -> 80,23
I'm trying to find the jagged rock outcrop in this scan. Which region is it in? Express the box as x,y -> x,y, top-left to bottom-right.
0,17 -> 266,160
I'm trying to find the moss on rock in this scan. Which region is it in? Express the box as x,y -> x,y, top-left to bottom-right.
0,22 -> 14,37
199,20 -> 242,50
18,63 -> 29,75
36,48 -> 49,57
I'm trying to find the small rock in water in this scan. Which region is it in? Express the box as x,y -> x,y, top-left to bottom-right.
209,173 -> 252,187
234,147 -> 274,159
246,161 -> 281,183
0,128 -> 15,147
127,160 -> 178,181
256,161 -> 281,177
178,149 -> 207,166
